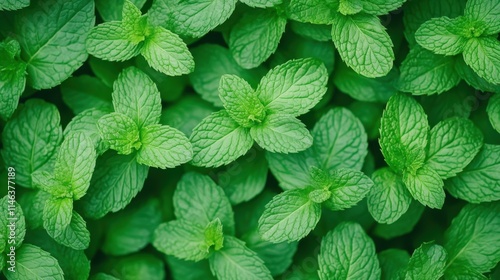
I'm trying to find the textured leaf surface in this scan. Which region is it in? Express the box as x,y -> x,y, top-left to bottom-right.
487,94 -> 500,133
403,166 -> 445,209
361,0 -> 406,15
464,0 -> 500,35
43,198 -> 73,241
153,220 -> 208,261
286,0 -> 337,24
3,244 -> 64,280
86,22 -> 141,62
463,37 -> 500,85
52,211 -> 90,250
324,169 -> 373,211
404,243 -> 447,280
97,112 -> 140,155
415,17 -> 467,56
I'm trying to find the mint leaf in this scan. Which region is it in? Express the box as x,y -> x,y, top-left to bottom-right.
229,9 -> 286,69
464,0 -> 500,35
290,21 -> 332,42
218,74 -> 266,128
166,256 -> 215,280
415,17 -> 467,56
378,249 -> 410,280
425,118 -> 483,179
258,189 -> 321,243
64,108 -> 111,154
136,124 -> 192,169
0,196 -> 26,249
80,152 -> 149,219
266,151 -> 316,191
0,39 -> 27,120
95,0 -> 146,21
1,99 -> 62,188
240,0 -> 281,8
112,67 -> 162,129
286,0 -> 337,24
15,0 -> 94,89
445,144 -> 500,203
487,94 -> 500,133
338,0 -> 362,15
43,198 -> 73,240
331,13 -> 394,78
190,110 -> 253,167
257,58 -> 328,116
51,211 -> 90,250
323,169 -> 373,211
61,76 -> 112,115
445,265 -> 488,280
174,172 -> 235,234
3,244 -> 64,280
208,236 -> 272,280
462,37 -> 500,85
403,166 -> 445,209
455,57 -> 500,93
311,108 -> 368,171
367,167 -> 412,224
97,112 -> 140,155
0,0 -> 29,11
86,22 -> 141,62
153,220 -> 209,261
360,0 -> 406,16
141,26 -> 194,76
444,202 -> 500,273
374,201 -> 425,240
404,243 -> 447,280
318,222 -> 381,280
379,93 -> 429,174
398,46 -> 461,95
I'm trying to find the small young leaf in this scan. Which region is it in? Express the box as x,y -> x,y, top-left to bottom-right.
324,169 -> 373,211
462,37 -> 500,85
86,22 -> 142,62
97,112 -> 141,155
404,243 -> 447,280
464,0 -> 500,35
415,17 -> 467,56
403,166 -> 445,209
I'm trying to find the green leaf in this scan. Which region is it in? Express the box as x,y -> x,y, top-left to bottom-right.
208,236 -> 273,280
64,108 -> 111,154
140,26 -> 194,76
487,94 -> 500,133
462,37 -> 500,85
51,211 -> 90,250
289,21 -> 332,42
0,39 -> 27,120
112,67 -> 162,129
256,58 -> 328,116
250,114 -> 313,153
380,93 -> 429,174
378,249 -> 410,280
323,169 -> 373,211
3,244 -> 64,280
229,9 -> 286,69
136,124 -> 192,169
445,144 -> 500,203
160,96 -> 215,136
102,199 -> 162,256
218,74 -> 266,128
190,110 -> 253,167
86,22 -> 141,62
120,1 -> 146,43
311,108 -> 368,171
153,220 -> 209,261
404,243 -> 447,280
61,76 -> 112,115
464,0 -> 500,35
398,46 -> 461,95
174,172 -> 235,234
361,0 -> 406,15
166,257 -> 215,280
444,202 -> 500,273
0,196 -> 26,249
318,222 -> 381,280
403,166 -> 445,209
17,190 -> 50,230
80,152 -> 149,219
415,17 -> 467,56
1,99 -> 62,188
95,0 -> 146,21
31,171 -> 68,198
425,118 -> 483,179
266,151 -> 317,191
258,189 -> 321,243
419,87 -> 474,127
339,0 -> 362,15
286,0 -> 337,24
367,168 -> 412,224
97,112 -> 141,155
455,57 -> 500,93
444,265 -> 488,280
374,201 -> 425,240
43,197 -> 73,240
14,0 -> 95,89
331,13 -> 394,78
189,44 -> 265,107
240,0 -> 281,8
0,0 -> 29,11
98,254 -> 165,280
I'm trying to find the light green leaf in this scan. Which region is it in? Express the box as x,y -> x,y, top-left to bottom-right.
0,196 -> 26,249
257,58 -> 328,116
174,172 -> 235,234
0,0 -> 29,11
425,118 -> 483,179
311,108 -> 368,171
266,151 -> 317,191
0,39 -> 27,120
229,9 -> 286,69
190,110 -> 253,167
52,211 -> 90,250
141,26 -> 194,76
367,168 -> 412,224
1,99 -> 62,188
331,13 -> 394,78
97,112 -> 140,155
17,190 -> 49,230
463,37 -> 500,85
15,0 -> 95,89
324,169 -> 373,211
286,0 -> 337,24
415,17 -> 467,56
398,46 -> 461,95
404,243 -> 447,280
137,124 -> 192,169
81,152 -> 149,219
64,108 -> 111,154
487,94 -> 500,133
444,202 -> 500,273
464,0 -> 500,35
338,0 -> 362,15
32,171 -> 68,198
43,198 -> 73,240
209,236 -> 273,280
455,56 -> 500,93
445,144 -> 500,203
86,22 -> 141,62
3,244 -> 64,280
153,220 -> 209,261
95,0 -> 146,21
318,222 -> 381,280
250,114 -> 313,153
258,189 -> 321,243
361,0 -> 406,15
218,74 -> 266,128
403,166 -> 445,209
112,67 -> 162,129
380,93 -> 429,174
240,0 -> 281,8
